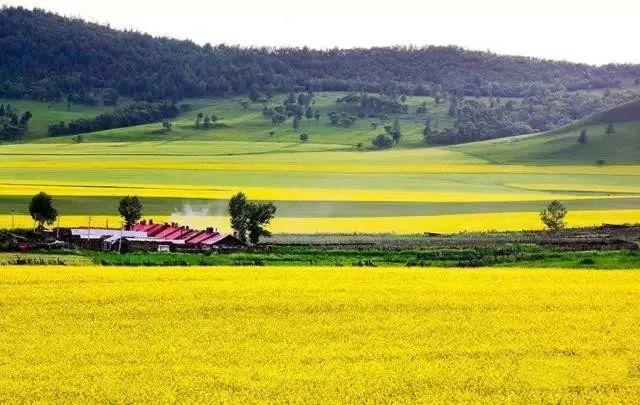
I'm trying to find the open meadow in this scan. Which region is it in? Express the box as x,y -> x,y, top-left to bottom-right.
1,266 -> 640,402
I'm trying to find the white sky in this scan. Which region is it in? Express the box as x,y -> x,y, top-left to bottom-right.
2,0 -> 638,65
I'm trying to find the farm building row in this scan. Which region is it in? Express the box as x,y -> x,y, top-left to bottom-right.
65,219 -> 245,252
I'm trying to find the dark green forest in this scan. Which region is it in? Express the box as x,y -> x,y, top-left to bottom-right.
2,6 -> 639,104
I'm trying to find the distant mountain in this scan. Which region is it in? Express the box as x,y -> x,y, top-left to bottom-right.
1,6 -> 640,103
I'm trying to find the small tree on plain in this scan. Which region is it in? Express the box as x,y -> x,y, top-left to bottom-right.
162,120 -> 172,132
606,123 -> 615,136
29,192 -> 58,230
299,133 -> 309,142
540,200 -> 567,232
119,196 -> 143,230
577,129 -> 587,145
372,134 -> 394,149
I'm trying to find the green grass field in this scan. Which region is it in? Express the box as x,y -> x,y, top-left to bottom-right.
32,92 -> 454,147
0,93 -> 638,233
0,98 -> 116,140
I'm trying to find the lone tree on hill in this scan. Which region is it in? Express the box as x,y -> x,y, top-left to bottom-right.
203,115 -> 212,129
119,196 -> 143,229
228,192 -> 277,244
540,200 -> 567,232
372,133 -> 394,149
29,192 -> 58,230
606,123 -> 615,136
382,118 -> 402,145
577,129 -> 587,145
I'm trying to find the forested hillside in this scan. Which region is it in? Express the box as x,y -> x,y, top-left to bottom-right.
2,6 -> 640,104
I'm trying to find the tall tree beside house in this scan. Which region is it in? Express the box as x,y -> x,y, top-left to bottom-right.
247,202 -> 277,244
228,192 -> 250,242
29,192 -> 57,230
228,192 -> 277,244
118,196 -> 143,230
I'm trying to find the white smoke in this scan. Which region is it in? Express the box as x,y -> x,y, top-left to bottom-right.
168,202 -> 230,232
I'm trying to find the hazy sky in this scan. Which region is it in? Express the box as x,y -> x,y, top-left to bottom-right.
2,0 -> 638,65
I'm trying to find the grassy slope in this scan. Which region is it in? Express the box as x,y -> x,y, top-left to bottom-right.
0,98 -> 116,140
35,92 -> 454,148
457,99 -> 640,165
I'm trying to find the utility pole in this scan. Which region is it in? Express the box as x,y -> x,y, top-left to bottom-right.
118,221 -> 124,254
56,217 -> 60,239
87,216 -> 92,250
10,210 -> 15,229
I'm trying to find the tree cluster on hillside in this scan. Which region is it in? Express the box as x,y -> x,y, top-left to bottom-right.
424,88 -> 640,145
337,93 -> 408,117
194,112 -> 219,129
372,118 -> 402,149
262,91 -> 318,129
327,112 -> 358,128
2,7 -> 639,104
0,103 -> 32,140
47,101 -> 189,136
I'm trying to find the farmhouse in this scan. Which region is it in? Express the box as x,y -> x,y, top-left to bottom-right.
67,220 -> 246,252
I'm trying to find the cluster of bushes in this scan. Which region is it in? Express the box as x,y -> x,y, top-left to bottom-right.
48,102 -> 189,136
337,93 -> 408,117
0,103 -> 31,140
261,92 -> 320,131
327,112 -> 357,128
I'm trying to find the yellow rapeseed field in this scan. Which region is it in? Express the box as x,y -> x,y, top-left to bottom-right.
506,182 -> 640,194
1,266 -> 639,402
0,181 -> 601,202
2,159 -> 640,175
2,209 -> 640,233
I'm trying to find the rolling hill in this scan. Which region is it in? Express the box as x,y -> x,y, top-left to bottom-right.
457,99 -> 640,165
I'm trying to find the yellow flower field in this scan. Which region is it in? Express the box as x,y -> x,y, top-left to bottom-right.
3,209 -> 639,233
507,182 -> 640,194
1,266 -> 639,402
0,181 -> 606,202
2,159 -> 640,175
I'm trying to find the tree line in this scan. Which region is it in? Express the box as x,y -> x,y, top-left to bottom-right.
424,88 -> 640,145
48,101 -> 190,136
2,7 -> 639,105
